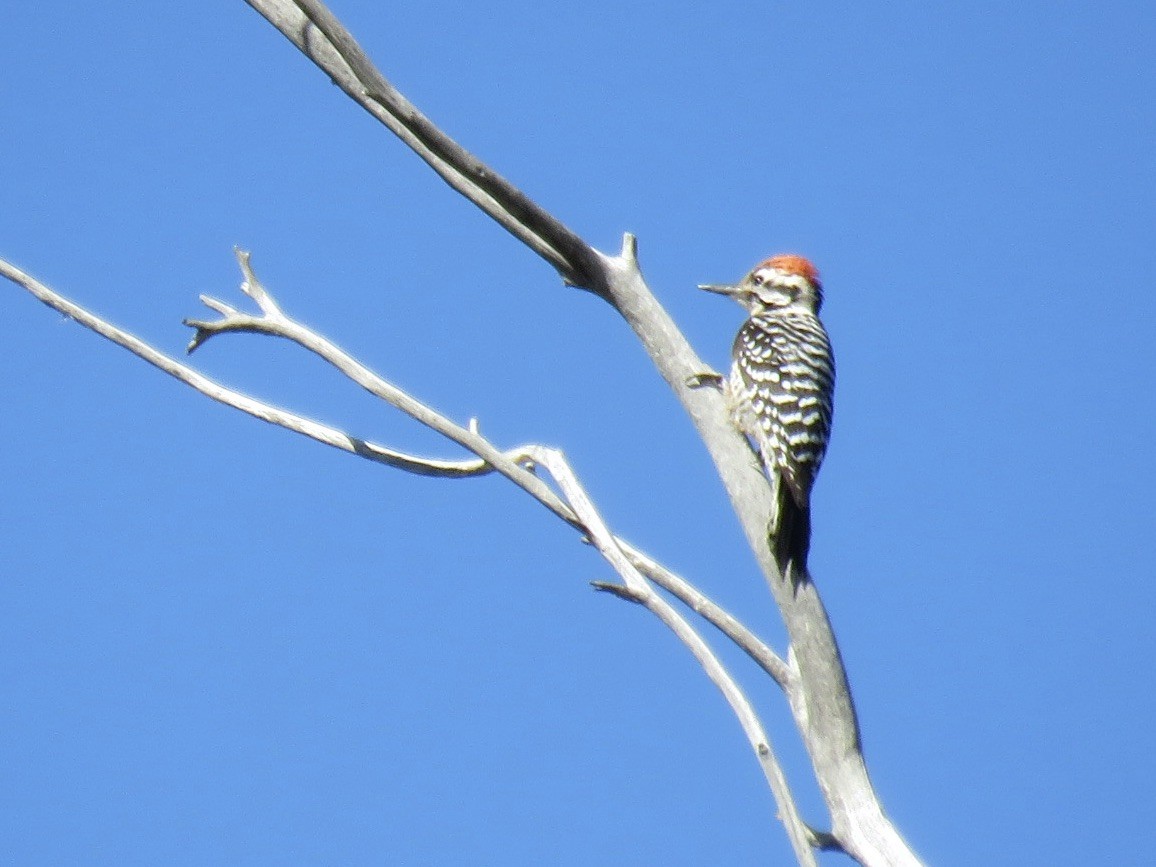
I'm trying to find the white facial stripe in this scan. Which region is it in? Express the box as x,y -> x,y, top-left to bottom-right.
754,269 -> 812,293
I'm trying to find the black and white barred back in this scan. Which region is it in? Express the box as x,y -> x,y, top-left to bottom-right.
730,308 -> 835,511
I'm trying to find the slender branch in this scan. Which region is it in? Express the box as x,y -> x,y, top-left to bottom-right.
244,0 -> 604,293
186,250 -> 584,527
524,446 -> 817,867
0,258 -> 493,476
623,545 -> 793,688
1,252 -> 790,694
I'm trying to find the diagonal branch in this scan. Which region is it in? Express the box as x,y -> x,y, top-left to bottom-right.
525,446 -> 816,867
244,0 -> 604,293
0,257 -> 489,477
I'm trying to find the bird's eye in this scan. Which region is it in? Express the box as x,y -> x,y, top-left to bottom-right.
751,273 -> 765,286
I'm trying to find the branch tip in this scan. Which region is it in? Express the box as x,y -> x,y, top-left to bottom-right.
199,295 -> 237,317
226,247 -> 282,317
591,581 -> 645,603
183,320 -> 213,354
619,232 -> 638,263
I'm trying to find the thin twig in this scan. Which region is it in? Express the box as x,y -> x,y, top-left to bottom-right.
0,258 -> 495,476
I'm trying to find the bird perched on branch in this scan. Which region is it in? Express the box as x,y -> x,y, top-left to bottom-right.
698,254 -> 835,577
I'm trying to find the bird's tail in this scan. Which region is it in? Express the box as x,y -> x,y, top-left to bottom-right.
773,485 -> 812,581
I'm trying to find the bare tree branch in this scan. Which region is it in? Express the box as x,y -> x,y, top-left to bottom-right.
3,250 -> 811,855
188,251 -> 794,689
525,445 -> 816,867
5,3 -> 925,862
238,9 -> 869,796
0,258 -> 483,477
623,545 -> 793,689
243,0 -> 603,292
1,251 -> 790,693
232,8 -> 922,858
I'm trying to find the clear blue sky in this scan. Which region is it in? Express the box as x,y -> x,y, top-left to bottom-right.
3,3 -> 1155,864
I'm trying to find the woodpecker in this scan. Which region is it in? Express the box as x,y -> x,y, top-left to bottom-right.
699,254 -> 835,575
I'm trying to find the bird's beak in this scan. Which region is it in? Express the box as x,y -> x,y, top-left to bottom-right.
698,282 -> 740,297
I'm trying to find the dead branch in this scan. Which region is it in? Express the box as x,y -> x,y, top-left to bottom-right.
1,3 -> 925,862
240,3 -> 919,862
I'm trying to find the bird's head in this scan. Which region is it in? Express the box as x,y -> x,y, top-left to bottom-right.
699,254 -> 823,315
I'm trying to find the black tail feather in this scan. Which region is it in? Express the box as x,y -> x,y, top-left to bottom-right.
774,486 -> 812,580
